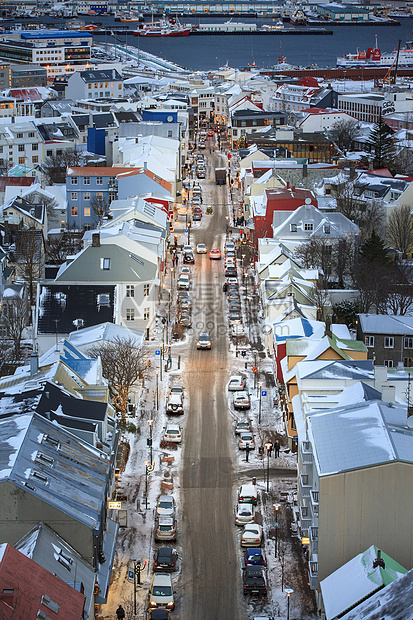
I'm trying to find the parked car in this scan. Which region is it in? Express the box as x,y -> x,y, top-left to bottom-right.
153,548 -> 178,572
241,524 -> 263,547
239,432 -> 255,450
243,565 -> 267,596
149,573 -> 175,610
232,323 -> 245,337
180,266 -> 191,276
156,495 -> 176,517
183,245 -> 193,253
196,243 -> 207,254
225,240 -> 235,252
197,169 -> 205,179
193,186 -> 202,195
155,517 -> 177,541
169,384 -> 184,396
179,313 -> 192,327
225,266 -> 237,278
192,195 -> 202,205
197,331 -> 211,349
228,312 -> 242,324
244,548 -> 267,567
227,277 -> 238,286
234,391 -> 251,410
163,424 -> 183,443
198,142 -> 206,149
238,483 -> 258,505
193,212 -> 202,221
183,252 -> 194,264
229,300 -> 241,311
166,393 -> 184,415
235,420 -> 252,435
209,248 -> 222,260
235,502 -> 255,525
228,376 -> 245,391
177,274 -> 190,290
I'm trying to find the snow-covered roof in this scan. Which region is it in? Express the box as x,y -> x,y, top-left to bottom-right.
358,314 -> 413,335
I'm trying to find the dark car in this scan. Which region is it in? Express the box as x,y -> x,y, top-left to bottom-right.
153,547 -> 178,572
148,610 -> 171,620
228,312 -> 242,323
225,266 -> 237,277
244,548 -> 267,566
183,252 -> 195,264
192,212 -> 201,221
228,285 -> 239,294
229,302 -> 241,312
243,565 -> 267,596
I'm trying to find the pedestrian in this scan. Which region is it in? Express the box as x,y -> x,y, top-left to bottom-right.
245,443 -> 250,462
274,440 -> 280,458
116,605 -> 125,620
267,441 -> 273,458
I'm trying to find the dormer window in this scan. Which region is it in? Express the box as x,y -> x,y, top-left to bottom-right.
290,224 -> 297,233
324,224 -> 330,234
101,258 -> 110,270
304,222 -> 313,232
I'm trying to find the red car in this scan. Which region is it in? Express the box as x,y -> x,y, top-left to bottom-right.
209,249 -> 222,260
208,130 -> 214,136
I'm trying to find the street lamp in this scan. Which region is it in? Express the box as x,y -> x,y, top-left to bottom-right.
274,503 -> 280,557
285,588 -> 293,620
155,369 -> 159,410
258,382 -> 263,424
148,419 -> 153,463
265,442 -> 272,492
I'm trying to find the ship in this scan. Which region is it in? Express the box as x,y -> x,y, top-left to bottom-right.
337,37 -> 413,68
134,16 -> 191,37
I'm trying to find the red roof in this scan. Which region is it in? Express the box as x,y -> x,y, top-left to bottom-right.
0,177 -> 35,191
265,186 -> 316,210
364,168 -> 393,178
0,544 -> 85,619
9,88 -> 43,102
298,76 -> 319,88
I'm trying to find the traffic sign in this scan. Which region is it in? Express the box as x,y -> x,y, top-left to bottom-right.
155,350 -> 161,359
274,522 -> 279,528
127,568 -> 134,583
185,229 -> 188,233
262,390 -> 267,397
252,367 -> 258,373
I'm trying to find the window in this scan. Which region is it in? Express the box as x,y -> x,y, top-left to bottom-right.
84,176 -> 90,185
71,206 -> 78,216
144,284 -> 150,296
404,357 -> 413,367
384,359 -> 394,368
384,337 -> 394,348
144,307 -> 150,321
290,223 -> 297,233
32,156 -> 38,163
365,336 -> 374,348
18,144 -> 25,152
101,258 -> 110,270
71,176 -> 77,185
47,150 -> 52,157
126,285 -> 134,297
18,157 -> 25,165
16,133 -> 23,138
84,192 -> 90,201
96,192 -> 103,200
126,308 -> 134,321
71,192 -> 78,200
118,84 -> 122,90
404,337 -> 413,349
84,206 -> 90,217
96,176 -> 103,185
323,224 -> 330,234
32,143 -> 38,151
304,222 -> 314,232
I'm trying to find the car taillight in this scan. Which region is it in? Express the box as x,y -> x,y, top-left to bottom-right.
171,562 -> 175,567
154,562 -> 157,566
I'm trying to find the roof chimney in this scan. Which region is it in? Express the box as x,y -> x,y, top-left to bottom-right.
143,161 -> 148,171
302,163 -> 307,178
373,549 -> 385,570
381,383 -> 396,403
349,164 -> 357,181
92,233 -> 100,247
286,181 -> 290,189
30,352 -> 39,376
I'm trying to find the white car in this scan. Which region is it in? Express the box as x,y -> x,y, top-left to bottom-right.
196,243 -> 207,254
235,502 -> 255,525
156,495 -> 176,517
238,483 -> 258,505
228,376 -> 246,391
232,323 -> 245,337
183,245 -> 193,253
177,274 -> 190,290
241,524 -> 263,547
163,424 -> 182,443
149,573 -> 175,610
180,266 -> 191,276
239,432 -> 255,450
234,391 -> 251,410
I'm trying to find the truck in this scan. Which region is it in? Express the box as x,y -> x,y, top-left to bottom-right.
215,168 -> 227,185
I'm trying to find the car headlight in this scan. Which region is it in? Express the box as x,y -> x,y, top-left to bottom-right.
167,602 -> 174,608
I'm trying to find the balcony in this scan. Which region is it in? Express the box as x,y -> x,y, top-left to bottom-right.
310,489 -> 319,518
308,556 -> 318,590
299,505 -> 312,531
299,473 -> 312,498
300,440 -> 313,464
309,526 -> 318,554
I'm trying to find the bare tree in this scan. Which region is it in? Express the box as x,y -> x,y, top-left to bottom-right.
90,195 -> 109,227
313,278 -> 331,322
336,183 -> 385,243
45,236 -> 69,265
88,336 -> 147,423
295,238 -> 336,284
0,298 -> 30,359
386,204 -> 413,256
329,119 -> 362,155
387,283 -> 413,315
14,227 -> 44,307
42,148 -> 82,185
352,258 -> 393,313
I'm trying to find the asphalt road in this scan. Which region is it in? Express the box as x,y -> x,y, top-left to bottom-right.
180,151 -> 244,619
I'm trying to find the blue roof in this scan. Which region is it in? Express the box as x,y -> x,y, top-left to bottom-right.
19,30 -> 93,39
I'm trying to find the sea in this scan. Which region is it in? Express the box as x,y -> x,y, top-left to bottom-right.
92,17 -> 413,71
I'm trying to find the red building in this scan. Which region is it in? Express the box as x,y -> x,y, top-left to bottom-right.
0,543 -> 85,619
252,185 -> 317,244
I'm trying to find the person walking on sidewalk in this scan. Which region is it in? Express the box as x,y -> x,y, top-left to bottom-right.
274,440 -> 280,457
116,605 -> 125,620
245,443 -> 250,462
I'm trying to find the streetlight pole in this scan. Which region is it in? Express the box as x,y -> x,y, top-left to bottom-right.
274,503 -> 280,558
155,369 -> 159,410
285,588 -> 293,620
258,382 -> 263,424
148,419 -> 153,463
265,442 -> 271,492
144,460 -> 155,509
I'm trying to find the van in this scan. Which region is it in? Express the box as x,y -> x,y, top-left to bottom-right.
238,483 -> 258,505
